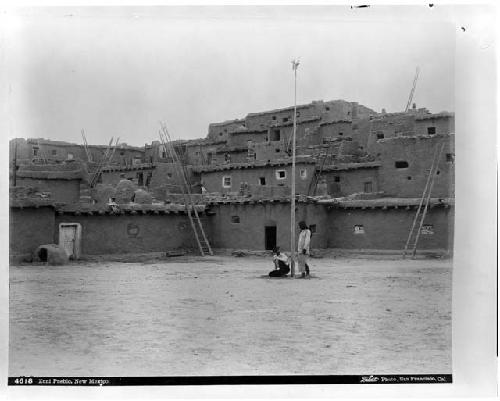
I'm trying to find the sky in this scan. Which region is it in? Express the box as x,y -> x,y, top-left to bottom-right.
4,6 -> 456,147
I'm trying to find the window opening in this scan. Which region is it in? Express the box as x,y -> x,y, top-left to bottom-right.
223,176 -> 232,188
276,170 -> 286,180
354,225 -> 365,234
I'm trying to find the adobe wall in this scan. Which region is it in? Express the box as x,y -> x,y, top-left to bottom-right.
322,168 -> 380,197
327,206 -> 454,251
15,178 -> 81,204
54,214 -> 208,255
185,144 -> 221,166
415,115 -> 454,136
26,142 -> 87,162
351,118 -> 372,150
149,162 -> 186,194
371,135 -> 455,198
245,105 -> 315,131
10,207 -> 56,256
319,121 -> 353,143
213,150 -> 249,165
253,140 -> 287,161
371,114 -> 416,137
227,131 -> 268,148
277,120 -> 322,148
207,203 -> 328,251
10,138 -> 48,163
208,119 -> 246,141
200,164 -> 315,194
100,169 -> 154,187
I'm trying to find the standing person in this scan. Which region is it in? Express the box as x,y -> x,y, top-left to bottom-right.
297,221 -> 311,278
269,247 -> 290,277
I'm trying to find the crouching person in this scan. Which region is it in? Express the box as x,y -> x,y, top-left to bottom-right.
269,247 -> 290,277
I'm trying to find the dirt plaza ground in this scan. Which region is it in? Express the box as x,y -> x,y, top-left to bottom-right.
9,254 -> 452,377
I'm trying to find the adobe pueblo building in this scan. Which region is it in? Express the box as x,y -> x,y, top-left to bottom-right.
9,99 -> 454,261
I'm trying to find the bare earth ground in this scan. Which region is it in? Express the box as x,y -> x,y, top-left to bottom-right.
9,255 -> 451,376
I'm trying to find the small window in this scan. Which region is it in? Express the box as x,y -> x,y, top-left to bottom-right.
354,225 -> 365,234
364,181 -> 373,193
446,153 -> 455,163
296,111 -> 301,118
231,216 -> 240,224
427,127 -> 436,135
167,173 -> 173,178
219,132 -> 223,136
51,149 -> 57,155
309,224 -> 316,233
259,177 -> 266,185
338,132 -> 343,136
325,106 -> 330,111
67,153 -> 74,160
33,147 -> 39,156
270,129 -> 281,141
276,170 -> 286,180
376,131 -> 385,140
407,176 -> 412,180
395,161 -> 409,169
272,116 -> 277,120
275,148 -> 280,153
283,117 -> 289,123
195,151 -> 200,156
421,224 -> 434,235
300,169 -> 307,179
334,176 -> 340,183
223,176 -> 232,188
224,128 -> 227,133
120,151 -> 125,156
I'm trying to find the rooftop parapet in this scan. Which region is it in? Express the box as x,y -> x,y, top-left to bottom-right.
55,202 -> 206,215
15,162 -> 87,180
318,197 -> 454,209
190,157 -> 316,173
318,161 -> 382,171
376,133 -> 454,144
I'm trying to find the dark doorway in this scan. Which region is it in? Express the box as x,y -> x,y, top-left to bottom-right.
38,248 -> 48,262
265,226 -> 277,250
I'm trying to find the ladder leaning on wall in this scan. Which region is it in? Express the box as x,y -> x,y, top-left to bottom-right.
403,141 -> 446,259
159,122 -> 213,256
307,142 -> 334,196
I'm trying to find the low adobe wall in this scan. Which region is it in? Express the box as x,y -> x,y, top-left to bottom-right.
10,206 -> 56,257
54,214 -> 211,255
327,206 -> 454,251
206,202 -> 328,252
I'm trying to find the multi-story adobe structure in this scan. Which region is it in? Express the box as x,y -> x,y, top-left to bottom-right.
10,138 -> 145,167
9,98 -> 455,258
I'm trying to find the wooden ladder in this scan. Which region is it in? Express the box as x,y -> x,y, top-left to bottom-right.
307,144 -> 333,196
159,122 -> 213,256
403,142 -> 446,259
89,137 -> 118,188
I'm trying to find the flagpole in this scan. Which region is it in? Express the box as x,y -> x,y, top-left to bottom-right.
290,59 -> 299,277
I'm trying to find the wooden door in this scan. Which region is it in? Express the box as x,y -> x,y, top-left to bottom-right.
60,225 -> 76,258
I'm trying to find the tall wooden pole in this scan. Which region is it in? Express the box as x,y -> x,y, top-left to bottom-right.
290,59 -> 300,277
